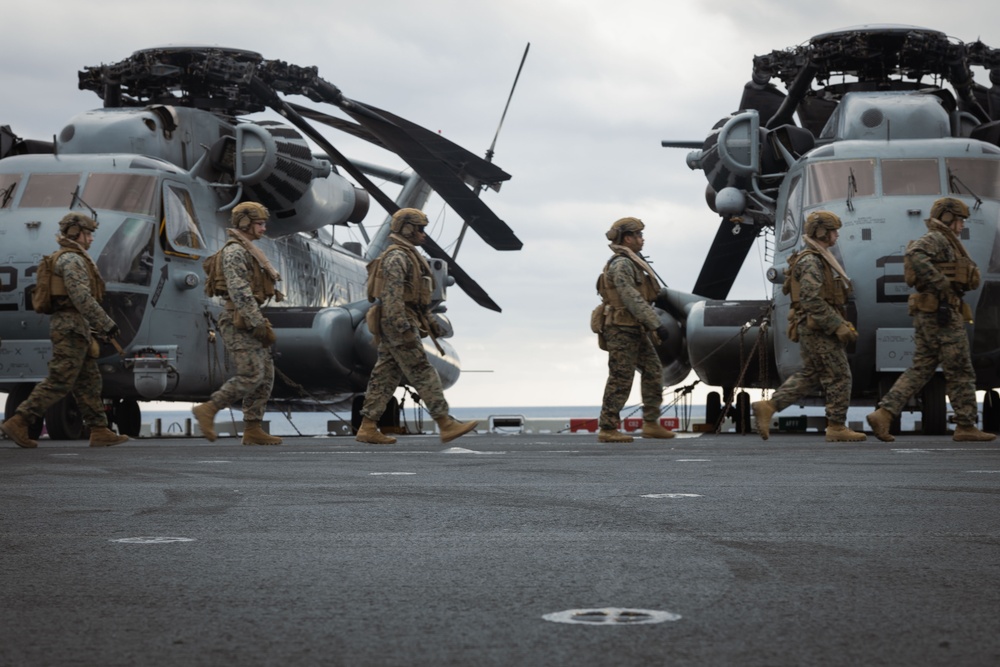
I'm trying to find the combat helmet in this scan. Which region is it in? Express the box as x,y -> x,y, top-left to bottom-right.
606,217 -> 644,243
390,208 -> 429,234
930,197 -> 970,222
804,211 -> 842,240
231,202 -> 270,230
58,212 -> 98,238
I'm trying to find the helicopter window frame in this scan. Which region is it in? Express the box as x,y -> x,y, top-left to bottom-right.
945,158 -> 1000,200
805,159 -> 876,207
82,173 -> 158,217
160,182 -> 207,257
881,159 -> 941,197
95,217 -> 156,287
0,173 -> 22,209
778,173 -> 804,249
18,173 -> 81,209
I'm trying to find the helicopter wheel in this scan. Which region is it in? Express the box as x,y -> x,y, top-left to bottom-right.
734,391 -> 751,434
45,395 -> 87,441
350,395 -> 400,434
983,390 -> 1000,433
705,392 -> 722,432
4,384 -> 44,440
920,374 -> 948,436
112,398 -> 142,437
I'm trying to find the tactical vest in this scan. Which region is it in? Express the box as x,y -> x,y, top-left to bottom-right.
366,243 -> 433,308
50,247 -> 105,306
782,249 -> 849,310
596,254 -> 659,327
203,239 -> 278,304
903,235 -> 981,292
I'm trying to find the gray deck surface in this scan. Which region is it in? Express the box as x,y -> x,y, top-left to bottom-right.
2,431 -> 998,666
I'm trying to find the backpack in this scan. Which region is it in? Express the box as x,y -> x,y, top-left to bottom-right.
30,250 -> 68,314
203,248 -> 228,297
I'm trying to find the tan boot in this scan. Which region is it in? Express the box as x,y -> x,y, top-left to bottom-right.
752,400 -> 777,440
825,424 -> 867,442
641,420 -> 675,439
953,425 -> 997,442
1,414 -> 39,448
866,408 -> 896,442
242,421 -> 282,446
597,428 -> 633,443
436,416 -> 478,444
89,426 -> 129,447
192,401 -> 219,442
355,417 -> 397,445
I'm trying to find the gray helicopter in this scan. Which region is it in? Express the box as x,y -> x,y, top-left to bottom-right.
658,25 -> 1000,435
0,46 -> 522,439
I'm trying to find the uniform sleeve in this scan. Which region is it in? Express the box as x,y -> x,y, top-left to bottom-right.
797,254 -> 845,335
380,250 -> 414,335
609,257 -> 660,330
222,245 -> 265,329
58,253 -> 115,334
907,233 -> 951,295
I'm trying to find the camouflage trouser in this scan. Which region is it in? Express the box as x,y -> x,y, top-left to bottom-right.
17,325 -> 107,428
878,312 -> 978,426
772,328 -> 851,425
599,325 -> 663,430
210,315 -> 274,422
361,331 -> 447,421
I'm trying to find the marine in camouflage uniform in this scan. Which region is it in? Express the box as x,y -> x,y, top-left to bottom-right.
867,197 -> 995,442
596,217 -> 674,443
753,211 -> 866,442
192,202 -> 283,446
356,208 -> 477,445
0,213 -> 128,448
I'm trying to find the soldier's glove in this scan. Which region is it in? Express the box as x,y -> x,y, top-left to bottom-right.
252,322 -> 277,346
936,304 -> 951,326
105,324 -> 120,340
835,322 -> 858,345
654,325 -> 670,343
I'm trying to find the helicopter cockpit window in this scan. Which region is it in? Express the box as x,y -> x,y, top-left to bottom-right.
162,184 -> 206,253
882,159 -> 941,196
805,159 -> 875,207
95,218 -> 155,286
779,174 -> 803,248
945,158 -> 1000,200
18,173 -> 80,209
0,173 -> 22,209
82,173 -> 157,216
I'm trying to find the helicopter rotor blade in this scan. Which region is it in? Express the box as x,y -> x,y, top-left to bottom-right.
691,217 -> 761,300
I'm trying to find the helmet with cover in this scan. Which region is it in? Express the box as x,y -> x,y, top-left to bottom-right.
605,217 -> 644,243
230,202 -> 270,230
390,208 -> 429,236
58,212 -> 98,239
804,211 -> 841,240
930,197 -> 970,222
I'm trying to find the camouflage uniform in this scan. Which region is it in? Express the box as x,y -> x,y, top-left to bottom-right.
16,240 -> 116,428
598,252 -> 664,430
771,252 -> 852,425
361,240 -> 448,421
876,218 -> 978,425
210,241 -> 274,421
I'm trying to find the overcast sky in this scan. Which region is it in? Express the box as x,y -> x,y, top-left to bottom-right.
4,0 -> 999,409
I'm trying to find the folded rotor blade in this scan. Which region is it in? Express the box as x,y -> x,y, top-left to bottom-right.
691,218 -> 760,300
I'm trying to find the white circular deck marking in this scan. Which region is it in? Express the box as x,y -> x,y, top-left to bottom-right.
642,493 -> 702,499
111,537 -> 195,544
440,447 -> 505,455
370,472 -> 416,476
543,607 -> 681,625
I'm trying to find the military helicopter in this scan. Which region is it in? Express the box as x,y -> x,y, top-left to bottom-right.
658,25 -> 1000,435
0,46 -> 522,439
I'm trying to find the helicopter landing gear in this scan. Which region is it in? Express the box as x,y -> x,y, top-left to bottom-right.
983,390 -> 999,433
45,395 -> 86,441
920,374 -> 948,436
351,395 -> 400,435
110,398 -> 142,437
4,384 -> 43,440
734,391 -> 752,434
705,391 -> 722,432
